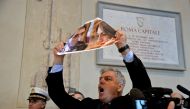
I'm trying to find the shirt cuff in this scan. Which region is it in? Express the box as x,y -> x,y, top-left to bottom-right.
123,50 -> 134,63
50,64 -> 63,73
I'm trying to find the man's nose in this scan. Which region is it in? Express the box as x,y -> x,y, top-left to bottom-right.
99,77 -> 105,84
29,102 -> 33,106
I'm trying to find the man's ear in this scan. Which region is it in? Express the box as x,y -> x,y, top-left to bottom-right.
117,84 -> 124,93
41,101 -> 46,109
41,104 -> 45,109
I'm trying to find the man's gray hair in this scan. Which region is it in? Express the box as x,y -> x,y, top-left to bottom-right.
100,67 -> 126,87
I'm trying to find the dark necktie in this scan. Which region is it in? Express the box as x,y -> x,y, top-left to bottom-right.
102,103 -> 109,109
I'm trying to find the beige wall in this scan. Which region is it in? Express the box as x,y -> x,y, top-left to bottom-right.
0,0 -> 190,109
0,0 -> 26,109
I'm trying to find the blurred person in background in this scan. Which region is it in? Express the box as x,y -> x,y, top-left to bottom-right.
27,87 -> 50,109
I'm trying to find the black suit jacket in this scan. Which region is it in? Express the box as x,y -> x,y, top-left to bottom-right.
46,54 -> 151,109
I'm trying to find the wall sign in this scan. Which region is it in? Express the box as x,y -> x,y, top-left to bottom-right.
96,2 -> 185,70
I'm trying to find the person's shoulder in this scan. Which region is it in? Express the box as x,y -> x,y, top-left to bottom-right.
112,95 -> 131,103
81,97 -> 100,103
81,97 -> 101,108
111,95 -> 133,109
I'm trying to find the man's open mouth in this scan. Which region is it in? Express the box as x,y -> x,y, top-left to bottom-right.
99,87 -> 104,93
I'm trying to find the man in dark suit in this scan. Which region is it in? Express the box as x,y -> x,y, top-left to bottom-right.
46,30 -> 152,109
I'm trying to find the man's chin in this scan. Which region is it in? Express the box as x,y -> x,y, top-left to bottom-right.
99,95 -> 104,102
99,96 -> 110,103
99,98 -> 106,103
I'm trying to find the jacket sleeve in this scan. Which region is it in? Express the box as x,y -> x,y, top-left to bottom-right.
46,68 -> 81,109
123,54 -> 152,91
